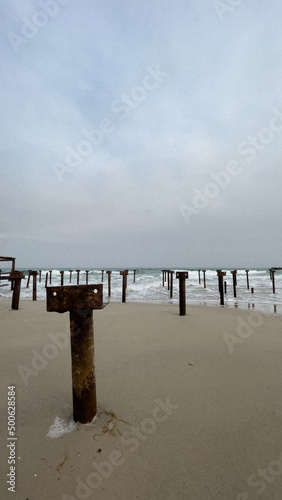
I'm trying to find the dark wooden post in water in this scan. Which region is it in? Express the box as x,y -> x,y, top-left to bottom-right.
224,281 -> 227,294
39,270 -> 42,283
45,273 -> 48,288
217,270 -> 226,306
9,271 -> 25,310
69,270 -> 73,283
133,270 -> 136,283
198,270 -> 201,285
106,271 -> 112,297
85,270 -> 89,285
176,272 -> 188,316
46,284 -> 104,424
49,271 -> 52,285
202,270 -> 206,288
60,271 -> 64,286
245,270 -> 249,290
271,269 -> 276,293
231,270 -> 237,298
162,270 -> 165,287
101,270 -> 104,282
76,270 -> 80,285
31,271 -> 37,301
120,270 -> 129,303
26,270 -> 32,288
167,270 -> 170,291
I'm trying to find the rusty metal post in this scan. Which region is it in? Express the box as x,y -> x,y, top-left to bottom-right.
170,271 -> 174,299
106,271 -> 112,297
120,270 -> 129,303
162,270 -> 165,287
60,271 -> 64,286
85,270 -> 89,285
176,272 -> 188,316
46,284 -> 104,424
45,273 -> 48,288
69,270 -> 73,283
76,270 -> 80,285
9,271 -> 25,310
31,271 -> 37,301
224,281 -> 227,294
26,270 -> 31,288
251,287 -> 254,293
245,270 -> 249,290
217,271 -> 226,306
202,270 -> 206,288
101,270 -> 104,282
39,270 -> 42,283
167,271 -> 170,291
231,270 -> 237,298
133,270 -> 136,283
49,271 -> 52,284
198,270 -> 201,285
271,269 -> 276,293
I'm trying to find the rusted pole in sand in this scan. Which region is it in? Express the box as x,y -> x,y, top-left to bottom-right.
170,271 -> 174,299
217,270 -> 226,306
271,269 -> 276,293
9,271 -> 25,310
26,270 -> 31,288
120,270 -> 129,303
231,270 -> 237,298
176,272 -> 188,316
76,270 -> 80,285
245,270 -> 249,290
46,284 -> 104,423
202,270 -> 206,288
31,271 -> 37,301
106,271 -> 112,297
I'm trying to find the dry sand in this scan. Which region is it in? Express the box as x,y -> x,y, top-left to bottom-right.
1,299 -> 282,500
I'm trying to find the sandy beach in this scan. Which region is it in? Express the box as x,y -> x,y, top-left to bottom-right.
1,299 -> 282,499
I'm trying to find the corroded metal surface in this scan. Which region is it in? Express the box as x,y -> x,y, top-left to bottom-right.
46,284 -> 104,424
120,270 -> 129,303
8,271 -> 25,310
217,270 -> 226,306
70,309 -> 97,423
106,271 -> 112,297
176,272 -> 188,316
46,284 -> 103,313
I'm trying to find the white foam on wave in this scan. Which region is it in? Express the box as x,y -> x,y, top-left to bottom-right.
47,417 -> 77,439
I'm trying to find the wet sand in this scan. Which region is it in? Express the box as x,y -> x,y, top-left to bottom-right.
1,300 -> 282,499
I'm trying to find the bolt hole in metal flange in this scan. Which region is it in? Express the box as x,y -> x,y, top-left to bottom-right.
53,292 -> 57,296
94,289 -> 98,294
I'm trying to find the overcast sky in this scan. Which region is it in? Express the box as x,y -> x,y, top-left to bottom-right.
1,0 -> 282,268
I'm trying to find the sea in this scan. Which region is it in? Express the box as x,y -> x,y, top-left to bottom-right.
0,268 -> 282,315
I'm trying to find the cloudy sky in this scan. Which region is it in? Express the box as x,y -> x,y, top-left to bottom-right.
1,0 -> 282,268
